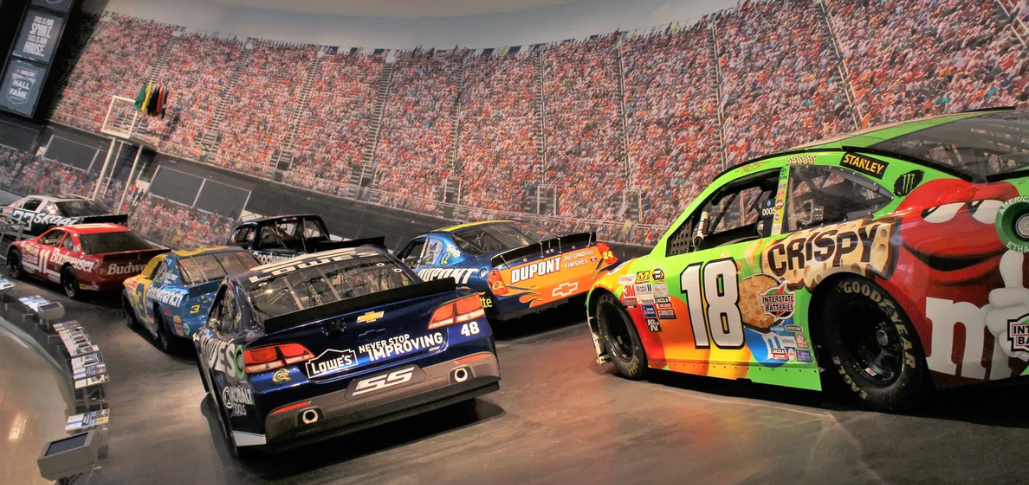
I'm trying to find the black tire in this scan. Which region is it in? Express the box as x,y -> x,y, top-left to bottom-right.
595,292 -> 648,380
61,266 -> 80,300
819,277 -> 931,412
154,311 -> 177,353
123,293 -> 140,329
6,250 -> 23,280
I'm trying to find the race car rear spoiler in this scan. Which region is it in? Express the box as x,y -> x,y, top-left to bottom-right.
490,232 -> 596,268
80,214 -> 129,226
262,277 -> 456,335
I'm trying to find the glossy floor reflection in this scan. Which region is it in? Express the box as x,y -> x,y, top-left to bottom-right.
0,319 -> 72,485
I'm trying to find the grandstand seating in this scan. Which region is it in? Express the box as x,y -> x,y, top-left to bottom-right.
35,2 -> 1029,246
622,22 -> 722,226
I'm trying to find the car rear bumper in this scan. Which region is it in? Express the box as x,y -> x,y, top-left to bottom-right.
251,352 -> 500,450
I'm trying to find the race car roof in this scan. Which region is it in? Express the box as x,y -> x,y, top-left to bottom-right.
63,223 -> 131,234
238,214 -> 322,224
233,244 -> 388,287
19,194 -> 94,203
712,108 -> 1014,185
435,219 -> 516,233
169,245 -> 245,259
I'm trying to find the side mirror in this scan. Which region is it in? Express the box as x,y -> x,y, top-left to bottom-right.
756,219 -> 766,236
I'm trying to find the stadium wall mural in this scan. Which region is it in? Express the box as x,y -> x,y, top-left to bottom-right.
0,0 -> 1025,252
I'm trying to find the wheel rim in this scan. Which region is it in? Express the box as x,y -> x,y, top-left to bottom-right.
62,272 -> 76,296
600,302 -> 634,361
839,299 -> 903,385
7,255 -> 19,277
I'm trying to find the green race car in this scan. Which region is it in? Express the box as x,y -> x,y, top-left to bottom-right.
586,108 -> 1029,411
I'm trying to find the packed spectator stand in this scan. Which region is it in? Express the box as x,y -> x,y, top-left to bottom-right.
28,0 -> 1029,246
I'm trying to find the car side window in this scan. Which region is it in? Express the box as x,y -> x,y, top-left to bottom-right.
420,238 -> 443,266
257,225 -> 285,250
61,234 -> 76,251
232,227 -> 252,246
219,287 -> 240,334
39,229 -> 65,246
787,165 -> 893,232
21,198 -> 42,211
400,238 -> 426,268
666,169 -> 779,256
41,202 -> 59,215
152,261 -> 168,285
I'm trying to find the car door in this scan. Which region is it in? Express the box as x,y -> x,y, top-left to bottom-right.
197,284 -> 247,409
656,168 -> 785,369
34,229 -> 67,282
16,198 -> 44,235
128,256 -> 164,324
142,260 -> 170,333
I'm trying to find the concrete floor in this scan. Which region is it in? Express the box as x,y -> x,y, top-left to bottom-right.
4,274 -> 1029,485
0,317 -> 72,485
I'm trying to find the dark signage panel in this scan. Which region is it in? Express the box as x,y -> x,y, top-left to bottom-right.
31,0 -> 75,14
0,59 -> 47,116
13,9 -> 65,64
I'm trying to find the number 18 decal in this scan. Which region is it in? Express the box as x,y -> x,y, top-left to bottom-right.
680,258 -> 744,348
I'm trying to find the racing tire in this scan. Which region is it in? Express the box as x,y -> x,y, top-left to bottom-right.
6,250 -> 23,280
595,293 -> 648,380
153,311 -> 179,353
123,293 -> 140,329
61,266 -> 81,300
819,277 -> 931,412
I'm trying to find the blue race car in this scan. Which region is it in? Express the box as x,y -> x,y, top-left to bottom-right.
123,246 -> 261,352
397,220 -> 619,320
192,237 -> 500,454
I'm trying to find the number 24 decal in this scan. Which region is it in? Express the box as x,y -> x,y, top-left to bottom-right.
680,258 -> 744,349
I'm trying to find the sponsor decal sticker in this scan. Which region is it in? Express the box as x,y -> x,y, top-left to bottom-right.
635,271 -> 651,283
509,257 -> 561,284
357,311 -> 384,324
306,349 -> 358,378
634,283 -> 653,295
352,366 -> 416,397
222,385 -> 253,417
658,308 -> 676,320
147,286 -> 184,307
552,281 -> 579,298
788,155 -> 815,165
840,152 -> 889,179
642,305 -> 657,319
646,318 -> 662,332
787,348 -> 796,361
358,332 -> 444,362
651,268 -> 665,283
796,334 -> 809,349
638,293 -> 655,305
1009,314 -> 1029,353
618,274 -> 635,285
784,324 -> 804,333
272,368 -> 292,383
620,283 -> 637,307
797,349 -> 813,363
653,284 -> 669,297
418,267 -> 478,285
760,280 -> 796,322
770,348 -> 788,360
893,170 -> 924,196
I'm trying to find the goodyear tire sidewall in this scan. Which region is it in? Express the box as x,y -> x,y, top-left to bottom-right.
597,293 -> 647,378
822,277 -> 928,411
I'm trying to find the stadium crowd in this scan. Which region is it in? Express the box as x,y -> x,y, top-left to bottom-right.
215,42 -> 319,176
31,2 -> 1029,245
543,35 -> 628,220
622,22 -> 723,225
458,50 -> 542,212
52,14 -> 176,132
828,0 -> 1029,127
373,49 -> 464,201
128,194 -> 236,248
140,33 -> 245,159
290,51 -> 384,188
716,0 -> 856,166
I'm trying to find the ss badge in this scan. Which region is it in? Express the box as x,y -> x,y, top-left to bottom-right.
350,366 -> 420,398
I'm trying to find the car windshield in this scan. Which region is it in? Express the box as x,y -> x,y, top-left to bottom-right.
452,222 -> 556,255
178,251 -> 260,286
869,111 -> 1029,179
260,218 -> 329,250
248,255 -> 415,320
55,200 -> 109,217
77,231 -> 152,254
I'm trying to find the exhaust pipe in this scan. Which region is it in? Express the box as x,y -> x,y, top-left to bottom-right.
453,367 -> 469,383
301,409 -> 319,425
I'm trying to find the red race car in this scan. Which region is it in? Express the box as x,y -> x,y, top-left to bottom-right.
6,223 -> 168,299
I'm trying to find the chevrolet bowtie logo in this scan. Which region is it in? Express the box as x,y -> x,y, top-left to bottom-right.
551,282 -> 578,298
357,311 -> 384,323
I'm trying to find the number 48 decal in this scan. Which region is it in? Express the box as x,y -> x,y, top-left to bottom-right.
680,258 -> 745,348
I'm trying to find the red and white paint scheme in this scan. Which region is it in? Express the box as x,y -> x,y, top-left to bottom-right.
6,223 -> 168,298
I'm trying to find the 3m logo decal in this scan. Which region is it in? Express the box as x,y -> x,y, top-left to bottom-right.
840,153 -> 889,179
551,282 -> 578,298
